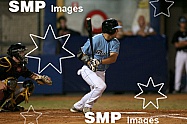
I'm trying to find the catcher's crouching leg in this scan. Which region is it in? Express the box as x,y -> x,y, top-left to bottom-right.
0,77 -> 17,111
16,80 -> 35,104
2,80 -> 35,112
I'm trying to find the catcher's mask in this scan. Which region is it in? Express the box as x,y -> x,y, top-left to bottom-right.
7,43 -> 28,65
4,77 -> 18,91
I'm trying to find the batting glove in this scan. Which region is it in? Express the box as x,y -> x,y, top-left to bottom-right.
87,62 -> 97,72
90,59 -> 101,66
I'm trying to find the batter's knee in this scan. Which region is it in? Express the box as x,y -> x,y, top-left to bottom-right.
14,80 -> 35,105
95,81 -> 107,92
0,78 -> 17,106
100,83 -> 107,91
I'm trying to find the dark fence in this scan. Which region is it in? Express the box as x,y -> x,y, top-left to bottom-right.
23,35 -> 167,94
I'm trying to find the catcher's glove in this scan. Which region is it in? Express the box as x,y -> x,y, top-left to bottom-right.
35,75 -> 52,85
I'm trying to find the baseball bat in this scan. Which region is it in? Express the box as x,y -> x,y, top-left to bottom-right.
86,18 -> 94,59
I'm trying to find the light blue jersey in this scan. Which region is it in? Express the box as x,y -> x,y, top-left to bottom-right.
81,34 -> 120,71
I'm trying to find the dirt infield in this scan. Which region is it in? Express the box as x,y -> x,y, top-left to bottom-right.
0,94 -> 187,124
1,109 -> 187,124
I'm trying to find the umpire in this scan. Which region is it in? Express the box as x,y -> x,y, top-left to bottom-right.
0,43 -> 52,112
172,16 -> 187,93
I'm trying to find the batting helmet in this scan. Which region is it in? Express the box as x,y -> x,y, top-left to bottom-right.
7,43 -> 28,64
102,18 -> 122,35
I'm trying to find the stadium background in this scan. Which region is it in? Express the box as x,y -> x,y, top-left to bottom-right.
0,0 -> 187,94
0,1 -> 187,124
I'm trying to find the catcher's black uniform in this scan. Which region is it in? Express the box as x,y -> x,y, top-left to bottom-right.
0,56 -> 33,80
0,56 -> 35,111
0,43 -> 52,112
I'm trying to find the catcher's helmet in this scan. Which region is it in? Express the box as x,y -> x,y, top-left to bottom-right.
102,18 -> 122,34
7,43 -> 28,64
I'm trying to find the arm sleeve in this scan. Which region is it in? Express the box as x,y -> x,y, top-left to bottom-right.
149,27 -> 154,33
110,40 -> 120,53
0,66 -> 7,76
0,57 -> 10,74
21,67 -> 34,78
132,26 -> 138,35
81,39 -> 91,55
172,32 -> 178,44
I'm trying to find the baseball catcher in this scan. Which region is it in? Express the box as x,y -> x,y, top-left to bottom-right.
0,43 -> 52,112
70,18 -> 121,113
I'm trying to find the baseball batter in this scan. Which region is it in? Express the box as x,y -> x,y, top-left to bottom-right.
0,43 -> 52,112
70,18 -> 121,113
172,16 -> 187,93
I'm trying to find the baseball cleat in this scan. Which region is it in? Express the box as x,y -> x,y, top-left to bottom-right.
0,108 -> 10,112
0,105 -> 24,112
13,105 -> 24,112
83,107 -> 91,114
172,90 -> 181,94
70,106 -> 82,113
2,100 -> 25,112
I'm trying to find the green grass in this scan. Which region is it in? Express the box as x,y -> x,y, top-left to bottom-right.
20,94 -> 187,111
20,100 -> 75,109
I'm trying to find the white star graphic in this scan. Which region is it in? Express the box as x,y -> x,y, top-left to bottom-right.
134,77 -> 167,109
20,105 -> 42,124
149,0 -> 174,17
25,24 -> 75,74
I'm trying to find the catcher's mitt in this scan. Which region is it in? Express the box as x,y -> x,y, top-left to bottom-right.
35,75 -> 52,85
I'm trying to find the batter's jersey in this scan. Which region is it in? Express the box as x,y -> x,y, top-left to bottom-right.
0,57 -> 33,80
81,34 -> 120,71
172,30 -> 187,51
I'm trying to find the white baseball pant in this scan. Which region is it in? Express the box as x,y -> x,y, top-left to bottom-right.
74,65 -> 106,110
175,51 -> 187,91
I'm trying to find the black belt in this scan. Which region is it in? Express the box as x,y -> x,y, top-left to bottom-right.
97,69 -> 105,71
